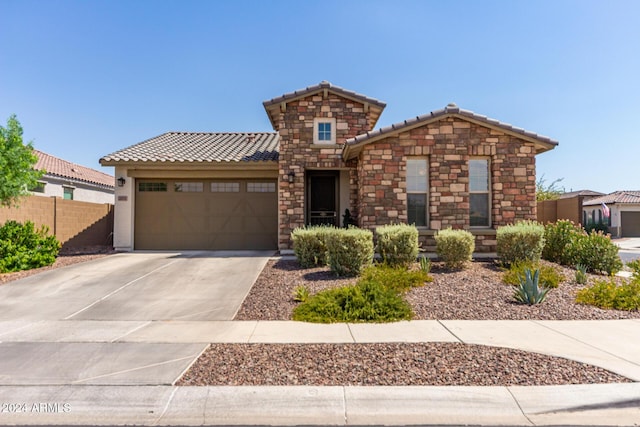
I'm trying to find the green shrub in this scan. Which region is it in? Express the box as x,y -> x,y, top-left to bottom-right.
575,264 -> 588,285
419,256 -> 432,274
573,231 -> 622,275
375,224 -> 419,267
496,220 -> 545,266
435,228 -> 474,269
293,285 -> 310,303
585,221 -> 609,234
292,264 -> 427,323
325,227 -> 374,277
502,261 -> 563,289
291,225 -> 334,268
628,260 -> 640,280
0,220 -> 60,273
542,220 -> 583,265
576,278 -> 640,311
513,268 -> 550,305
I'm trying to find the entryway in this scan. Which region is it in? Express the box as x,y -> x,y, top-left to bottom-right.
307,171 -> 339,226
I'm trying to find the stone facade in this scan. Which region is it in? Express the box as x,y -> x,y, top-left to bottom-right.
272,92 -> 375,248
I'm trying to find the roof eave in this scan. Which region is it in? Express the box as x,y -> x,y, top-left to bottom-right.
99,159 -> 279,170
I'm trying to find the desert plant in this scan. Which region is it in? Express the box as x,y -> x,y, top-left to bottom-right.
419,256 -> 432,274
502,261 -> 563,289
435,228 -> 474,269
575,264 -> 588,285
513,268 -> 550,305
325,227 -> 374,277
293,285 -> 310,303
0,220 -> 60,273
496,220 -> 545,266
375,223 -> 419,267
359,264 -> 431,292
542,220 -> 583,265
628,260 -> 640,280
576,278 -> 640,311
291,225 -> 334,267
573,230 -> 622,275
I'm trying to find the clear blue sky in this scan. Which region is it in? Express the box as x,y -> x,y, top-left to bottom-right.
1,0 -> 638,194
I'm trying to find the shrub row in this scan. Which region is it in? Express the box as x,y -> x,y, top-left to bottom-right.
496,220 -> 545,266
0,220 -> 60,273
434,228 -> 474,269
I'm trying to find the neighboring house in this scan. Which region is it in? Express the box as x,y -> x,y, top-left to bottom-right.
33,150 -> 115,204
100,81 -> 557,252
583,191 -> 640,237
537,189 -> 604,225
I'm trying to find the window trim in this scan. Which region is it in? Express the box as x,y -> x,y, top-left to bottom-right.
469,157 -> 491,228
406,157 -> 429,228
63,185 -> 74,200
313,117 -> 336,145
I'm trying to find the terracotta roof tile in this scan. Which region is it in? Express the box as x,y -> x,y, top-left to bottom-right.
34,150 -> 114,188
583,191 -> 640,206
100,132 -> 279,164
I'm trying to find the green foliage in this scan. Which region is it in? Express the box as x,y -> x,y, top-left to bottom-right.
542,220 -> 583,265
325,227 -> 374,277
502,261 -> 563,289
293,285 -> 310,303
0,115 -> 44,207
496,220 -> 545,266
628,260 -> 640,280
513,268 -> 550,305
375,223 -> 419,267
435,228 -> 475,269
584,221 -> 609,234
572,231 -> 622,275
291,225 -> 334,268
419,256 -> 432,274
0,220 -> 60,273
575,264 -> 588,285
536,175 -> 564,201
292,264 -> 428,323
576,278 -> 640,311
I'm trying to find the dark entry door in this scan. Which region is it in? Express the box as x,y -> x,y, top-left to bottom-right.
308,172 -> 338,226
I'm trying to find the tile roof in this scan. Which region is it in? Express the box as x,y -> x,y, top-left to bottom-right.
100,132 -> 279,164
343,103 -> 558,159
559,190 -> 605,199
583,191 -> 640,206
263,80 -> 387,109
34,150 -> 114,188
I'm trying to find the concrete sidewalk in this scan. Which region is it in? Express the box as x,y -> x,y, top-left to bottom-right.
0,319 -> 639,425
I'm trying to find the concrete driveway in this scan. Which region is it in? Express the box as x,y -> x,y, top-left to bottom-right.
0,251 -> 273,385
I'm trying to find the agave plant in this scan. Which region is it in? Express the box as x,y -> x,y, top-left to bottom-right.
513,268 -> 550,305
419,256 -> 431,274
575,264 -> 588,285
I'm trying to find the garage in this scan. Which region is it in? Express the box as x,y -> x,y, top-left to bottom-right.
134,179 -> 277,250
621,212 -> 640,237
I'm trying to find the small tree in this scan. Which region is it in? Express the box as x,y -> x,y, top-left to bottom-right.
0,115 -> 44,207
536,175 -> 564,201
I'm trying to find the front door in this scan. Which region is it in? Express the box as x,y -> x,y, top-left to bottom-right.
307,172 -> 338,226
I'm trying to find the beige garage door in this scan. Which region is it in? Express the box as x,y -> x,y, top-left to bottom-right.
135,179 -> 277,250
621,212 -> 640,237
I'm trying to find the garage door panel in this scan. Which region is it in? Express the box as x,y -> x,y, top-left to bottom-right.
135,179 -> 277,250
621,212 -> 640,237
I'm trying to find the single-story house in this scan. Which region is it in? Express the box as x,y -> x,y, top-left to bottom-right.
33,150 -> 115,204
583,191 -> 640,237
100,81 -> 557,252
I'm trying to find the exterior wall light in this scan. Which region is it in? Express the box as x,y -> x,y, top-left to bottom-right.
117,177 -> 126,187
287,172 -> 295,183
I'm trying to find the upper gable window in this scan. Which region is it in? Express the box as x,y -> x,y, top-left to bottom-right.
313,118 -> 336,145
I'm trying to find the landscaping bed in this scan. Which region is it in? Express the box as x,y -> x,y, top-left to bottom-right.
235,259 -> 640,321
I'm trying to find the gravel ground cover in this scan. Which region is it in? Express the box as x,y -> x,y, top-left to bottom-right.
178,343 -> 631,386
235,259 -> 640,321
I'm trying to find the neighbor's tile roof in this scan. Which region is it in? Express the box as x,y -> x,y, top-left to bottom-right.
263,80 -> 386,108
346,103 -> 559,147
100,132 -> 279,164
559,190 -> 605,199
583,191 -> 640,206
34,150 -> 114,188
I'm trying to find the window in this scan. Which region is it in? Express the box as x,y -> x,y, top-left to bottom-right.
406,159 -> 428,227
469,158 -> 490,227
174,182 -> 203,192
63,186 -> 74,200
313,118 -> 336,144
138,182 -> 167,192
30,181 -> 46,193
247,182 -> 276,193
210,182 -> 239,193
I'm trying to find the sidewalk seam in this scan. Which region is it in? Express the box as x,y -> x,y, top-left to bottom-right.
111,321 -> 152,343
247,321 -> 259,343
437,320 -> 464,343
153,386 -> 178,425
346,324 -> 356,343
506,386 -> 535,426
341,386 -> 348,425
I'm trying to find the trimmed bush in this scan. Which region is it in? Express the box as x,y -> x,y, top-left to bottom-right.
573,231 -> 622,275
291,225 -> 335,268
576,278 -> 640,311
375,224 -> 419,267
325,227 -> 374,277
435,228 -> 475,269
496,220 -> 545,266
542,220 -> 583,266
502,260 -> 563,289
0,220 -> 60,273
359,264 -> 431,292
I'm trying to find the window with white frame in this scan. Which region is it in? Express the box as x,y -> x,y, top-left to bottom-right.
469,158 -> 490,227
313,118 -> 336,144
406,159 -> 428,227
174,182 -> 203,192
